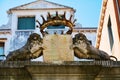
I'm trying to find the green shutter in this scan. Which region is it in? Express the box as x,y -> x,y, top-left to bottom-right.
18,17 -> 35,30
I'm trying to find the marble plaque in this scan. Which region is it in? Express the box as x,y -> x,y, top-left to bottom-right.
43,34 -> 74,62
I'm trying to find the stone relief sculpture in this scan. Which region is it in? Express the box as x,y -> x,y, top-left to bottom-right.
6,33 -> 43,61
72,33 -> 117,61
6,12 -> 117,61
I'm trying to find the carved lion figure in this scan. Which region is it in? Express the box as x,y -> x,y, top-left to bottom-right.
6,33 -> 43,61
73,33 -> 117,60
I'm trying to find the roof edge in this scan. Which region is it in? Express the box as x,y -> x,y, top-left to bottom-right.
7,0 -> 75,14
95,0 -> 108,49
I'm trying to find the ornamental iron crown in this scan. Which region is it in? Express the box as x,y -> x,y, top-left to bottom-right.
36,11 -> 76,36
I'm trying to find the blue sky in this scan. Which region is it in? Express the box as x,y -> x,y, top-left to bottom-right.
0,0 -> 102,27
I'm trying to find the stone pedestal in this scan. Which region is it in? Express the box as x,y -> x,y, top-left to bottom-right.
43,34 -> 74,62
1,61 -> 120,80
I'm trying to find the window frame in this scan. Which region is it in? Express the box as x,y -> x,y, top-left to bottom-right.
107,17 -> 114,51
17,16 -> 36,31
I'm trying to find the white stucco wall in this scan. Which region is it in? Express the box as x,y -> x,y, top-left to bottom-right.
99,0 -> 120,60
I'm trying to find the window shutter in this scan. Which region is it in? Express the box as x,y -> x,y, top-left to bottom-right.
18,17 -> 35,30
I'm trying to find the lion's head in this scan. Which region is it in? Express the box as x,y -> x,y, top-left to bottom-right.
28,33 -> 43,42
72,33 -> 92,56
73,33 -> 91,46
27,33 -> 43,58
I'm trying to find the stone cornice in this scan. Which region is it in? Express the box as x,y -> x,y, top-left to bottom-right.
73,28 -> 97,33
0,30 -> 11,34
0,61 -> 119,68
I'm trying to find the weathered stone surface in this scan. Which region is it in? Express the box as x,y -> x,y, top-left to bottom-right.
0,61 -> 120,80
0,68 -> 31,80
95,67 -> 120,80
6,33 -> 43,61
43,34 -> 74,62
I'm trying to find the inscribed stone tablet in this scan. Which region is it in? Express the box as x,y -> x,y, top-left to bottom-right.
43,34 -> 74,62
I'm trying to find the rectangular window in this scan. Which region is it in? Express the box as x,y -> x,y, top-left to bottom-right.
0,42 -> 4,60
108,17 -> 114,50
18,17 -> 35,30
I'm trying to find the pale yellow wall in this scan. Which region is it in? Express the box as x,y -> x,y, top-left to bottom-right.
99,0 -> 120,60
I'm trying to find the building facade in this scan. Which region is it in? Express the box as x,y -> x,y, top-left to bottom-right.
96,0 -> 120,60
0,0 -> 97,61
